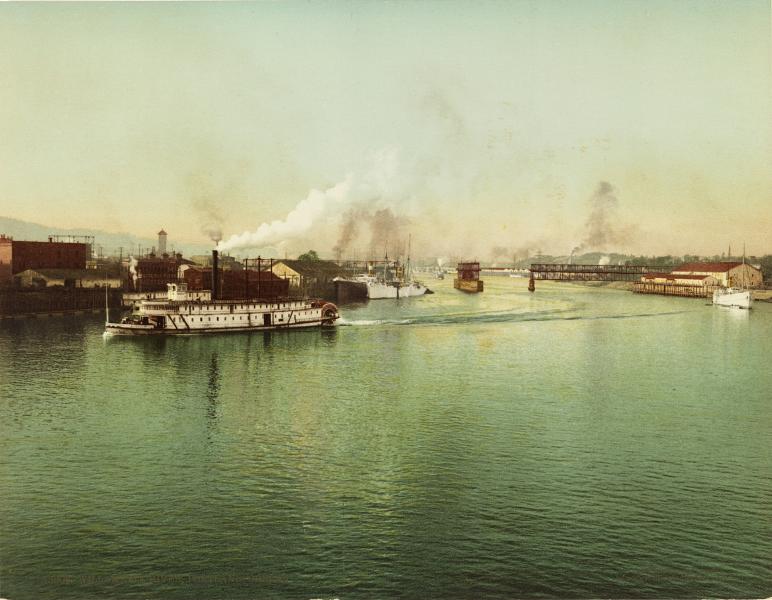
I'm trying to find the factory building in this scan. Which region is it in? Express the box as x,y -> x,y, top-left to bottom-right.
671,262 -> 763,288
179,265 -> 289,300
128,255 -> 191,292
634,261 -> 763,298
0,235 -> 89,285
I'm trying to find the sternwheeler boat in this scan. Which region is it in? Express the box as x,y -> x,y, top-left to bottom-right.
106,284 -> 339,335
105,250 -> 339,336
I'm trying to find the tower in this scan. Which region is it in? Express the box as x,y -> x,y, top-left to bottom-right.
158,229 -> 167,256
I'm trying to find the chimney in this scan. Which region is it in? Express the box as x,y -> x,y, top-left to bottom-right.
211,249 -> 219,300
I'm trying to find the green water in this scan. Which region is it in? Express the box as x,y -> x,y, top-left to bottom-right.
1,277 -> 770,599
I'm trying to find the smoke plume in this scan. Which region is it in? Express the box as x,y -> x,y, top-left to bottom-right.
583,181 -> 619,249
332,205 -> 371,259
572,181 -> 637,254
218,177 -> 353,253
369,208 -> 409,258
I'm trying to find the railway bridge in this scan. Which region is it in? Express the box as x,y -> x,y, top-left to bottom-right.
527,263 -> 677,288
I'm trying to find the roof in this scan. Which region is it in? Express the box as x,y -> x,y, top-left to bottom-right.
18,268 -> 120,281
643,273 -> 716,281
158,229 -> 167,235
274,259 -> 344,276
673,262 -> 742,273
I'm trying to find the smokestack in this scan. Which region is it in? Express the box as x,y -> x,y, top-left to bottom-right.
211,250 -> 219,300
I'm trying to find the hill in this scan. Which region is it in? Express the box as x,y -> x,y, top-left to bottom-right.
0,216 -> 212,257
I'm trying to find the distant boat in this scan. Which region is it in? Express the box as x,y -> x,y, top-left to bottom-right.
335,238 -> 430,300
366,277 -> 428,299
334,272 -> 429,299
713,288 -> 753,310
712,247 -> 753,310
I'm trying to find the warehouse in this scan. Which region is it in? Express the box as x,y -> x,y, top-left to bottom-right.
671,262 -> 763,288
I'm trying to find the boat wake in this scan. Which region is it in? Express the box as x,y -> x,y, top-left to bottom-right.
339,308 -> 688,328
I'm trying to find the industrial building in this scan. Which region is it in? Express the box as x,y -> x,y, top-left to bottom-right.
671,262 -> 763,288
634,261 -> 763,298
128,254 -> 194,291
179,265 -> 289,300
0,235 -> 90,285
269,260 -> 347,294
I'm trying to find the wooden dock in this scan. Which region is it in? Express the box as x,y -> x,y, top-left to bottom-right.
631,282 -> 717,298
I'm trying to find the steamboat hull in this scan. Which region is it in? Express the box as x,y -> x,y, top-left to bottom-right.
454,279 -> 484,293
105,319 -> 334,336
366,281 -> 428,299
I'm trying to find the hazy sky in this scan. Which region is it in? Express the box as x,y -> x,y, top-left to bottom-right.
1,1 -> 770,258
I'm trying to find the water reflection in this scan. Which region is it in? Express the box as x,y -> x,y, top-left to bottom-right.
204,352 -> 222,440
206,352 -> 221,409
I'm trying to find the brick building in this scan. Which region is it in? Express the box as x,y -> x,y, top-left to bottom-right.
129,255 -> 191,292
180,266 -> 289,300
0,235 -> 89,285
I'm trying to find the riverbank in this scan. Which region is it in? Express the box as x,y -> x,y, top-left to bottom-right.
556,280 -> 772,302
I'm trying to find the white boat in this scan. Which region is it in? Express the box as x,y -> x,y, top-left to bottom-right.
334,244 -> 430,300
712,287 -> 753,310
105,282 -> 339,335
364,277 -> 428,299
712,248 -> 754,310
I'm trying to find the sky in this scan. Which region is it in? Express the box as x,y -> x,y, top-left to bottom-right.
0,1 -> 770,259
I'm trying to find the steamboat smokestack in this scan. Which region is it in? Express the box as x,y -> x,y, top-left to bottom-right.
211,249 -> 219,300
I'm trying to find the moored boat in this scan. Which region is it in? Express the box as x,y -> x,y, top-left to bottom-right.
712,249 -> 754,310
712,287 -> 753,310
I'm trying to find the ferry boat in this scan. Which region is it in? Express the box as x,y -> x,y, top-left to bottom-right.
106,283 -> 339,335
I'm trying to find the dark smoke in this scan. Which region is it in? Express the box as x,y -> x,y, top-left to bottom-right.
187,171 -> 234,245
573,181 -> 636,253
331,206 -> 410,260
369,208 -> 409,258
583,181 -> 618,249
490,246 -> 510,261
333,205 -> 370,259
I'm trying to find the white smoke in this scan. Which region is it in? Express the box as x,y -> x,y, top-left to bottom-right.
598,255 -> 611,265
217,177 -> 354,253
128,256 -> 138,287
216,148 -> 407,255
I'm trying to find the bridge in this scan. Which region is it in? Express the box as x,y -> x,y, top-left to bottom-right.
528,263 -> 677,282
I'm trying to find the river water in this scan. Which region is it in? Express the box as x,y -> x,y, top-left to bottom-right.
1,277 -> 770,599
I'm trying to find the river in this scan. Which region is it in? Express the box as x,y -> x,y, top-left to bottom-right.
1,277 -> 770,599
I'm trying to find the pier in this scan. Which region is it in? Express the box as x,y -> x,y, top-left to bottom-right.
631,282 -> 716,298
